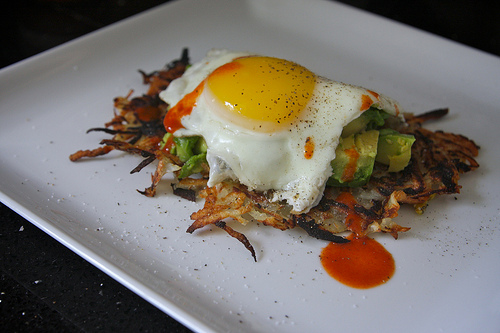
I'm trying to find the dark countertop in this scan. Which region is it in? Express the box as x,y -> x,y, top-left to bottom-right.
1,1 -> 498,332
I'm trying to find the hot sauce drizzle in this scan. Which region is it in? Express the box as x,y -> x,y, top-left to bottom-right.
304,136 -> 315,159
360,94 -> 374,111
367,89 -> 380,100
320,192 -> 396,289
163,81 -> 205,133
340,148 -> 360,183
394,103 -> 400,116
335,191 -> 366,235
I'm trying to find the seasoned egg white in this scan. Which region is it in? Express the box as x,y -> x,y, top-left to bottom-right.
160,49 -> 403,213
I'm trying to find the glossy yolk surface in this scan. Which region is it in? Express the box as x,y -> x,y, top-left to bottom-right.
206,56 -> 316,131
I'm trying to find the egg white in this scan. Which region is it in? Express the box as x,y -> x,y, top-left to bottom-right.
160,49 -> 403,213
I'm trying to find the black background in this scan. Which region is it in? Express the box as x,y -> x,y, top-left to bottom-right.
1,1 -> 498,332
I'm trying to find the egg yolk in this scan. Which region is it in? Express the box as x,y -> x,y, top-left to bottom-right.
206,56 -> 316,131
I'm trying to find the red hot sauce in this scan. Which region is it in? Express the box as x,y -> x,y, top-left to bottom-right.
320,192 -> 396,289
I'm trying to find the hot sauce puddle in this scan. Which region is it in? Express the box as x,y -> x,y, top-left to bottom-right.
320,235 -> 395,289
320,191 -> 396,289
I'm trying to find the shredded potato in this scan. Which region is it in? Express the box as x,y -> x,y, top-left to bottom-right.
70,50 -> 480,260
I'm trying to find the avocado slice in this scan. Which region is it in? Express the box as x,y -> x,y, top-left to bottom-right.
341,115 -> 370,138
174,136 -> 208,178
375,129 -> 415,172
159,134 -> 208,179
173,136 -> 201,162
328,130 -> 379,187
178,152 -> 207,179
341,108 -> 390,137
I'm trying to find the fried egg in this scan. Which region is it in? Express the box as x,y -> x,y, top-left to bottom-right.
160,49 -> 402,213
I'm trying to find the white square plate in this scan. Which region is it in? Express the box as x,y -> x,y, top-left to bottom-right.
1,0 -> 499,332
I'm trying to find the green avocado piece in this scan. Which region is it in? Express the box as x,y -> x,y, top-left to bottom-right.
173,136 -> 198,162
194,136 -> 208,154
341,115 -> 370,138
375,129 -> 415,172
341,108 -> 390,137
178,152 -> 207,179
172,136 -> 207,162
170,135 -> 208,179
328,130 -> 379,187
